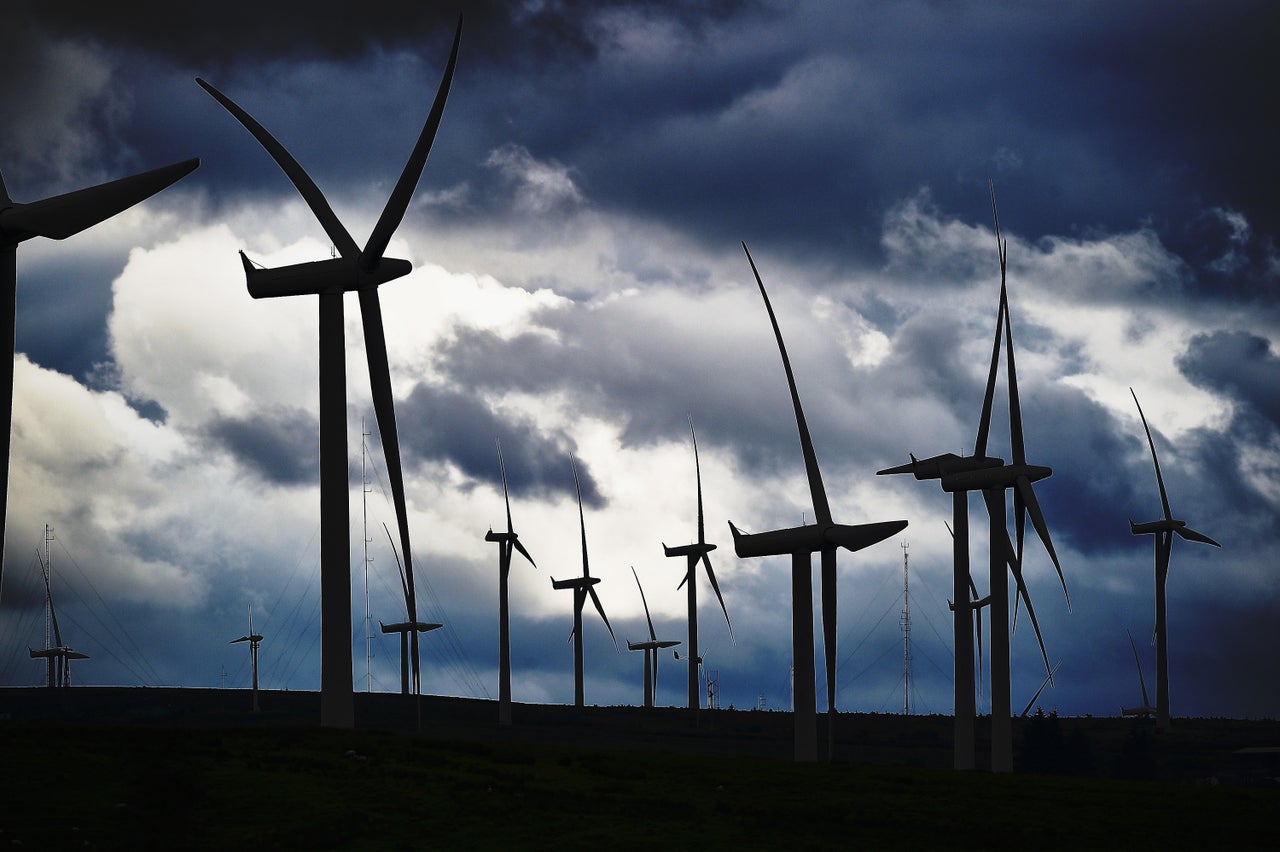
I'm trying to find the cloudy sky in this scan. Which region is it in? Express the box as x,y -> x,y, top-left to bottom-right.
1,1 -> 1276,720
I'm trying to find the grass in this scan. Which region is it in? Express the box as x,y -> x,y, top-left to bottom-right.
2,719 -> 1277,850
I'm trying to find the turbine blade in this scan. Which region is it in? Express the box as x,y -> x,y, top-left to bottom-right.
702,552 -> 735,645
1127,629 -> 1151,707
741,242 -> 832,526
1130,388 -> 1174,523
1,159 -> 198,242
633,566 -> 658,641
1017,475 -> 1070,609
512,538 -> 536,568
571,455 -> 589,578
690,413 -> 707,545
588,586 -> 617,649
1021,663 -> 1058,718
974,266 -> 1006,458
361,17 -> 462,268
361,290 -> 416,627
821,547 -> 837,720
983,488 -> 1053,679
497,437 -> 514,537
195,77 -> 359,257
41,560 -> 64,649
382,522 -> 410,610
1003,285 -> 1026,467
1174,525 -> 1221,548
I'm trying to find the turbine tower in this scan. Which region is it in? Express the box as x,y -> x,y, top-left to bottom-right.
196,19 -> 462,727
550,455 -> 617,708
662,415 -> 732,719
485,438 -> 536,725
1129,388 -> 1220,730
1,158 -> 197,591
729,243 -> 907,762
626,567 -> 681,707
229,605 -> 264,712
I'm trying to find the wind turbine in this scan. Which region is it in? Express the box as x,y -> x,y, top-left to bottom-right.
0,158 -> 197,592
662,415 -> 732,718
380,523 -> 441,695
729,243 -> 908,762
550,455 -> 617,708
626,567 -> 681,707
229,605 -> 264,712
196,18 -> 462,727
1129,388 -> 1220,731
29,548 -> 88,687
1121,629 -> 1155,719
879,186 -> 1064,772
485,438 -> 537,725
937,193 -> 1067,772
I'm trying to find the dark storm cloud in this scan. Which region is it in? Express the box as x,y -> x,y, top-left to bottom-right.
204,406 -> 318,486
1178,330 -> 1280,432
11,1 -> 751,66
395,381 -> 603,506
11,0 -> 1274,297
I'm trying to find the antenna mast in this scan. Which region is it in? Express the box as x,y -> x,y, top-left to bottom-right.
362,419 -> 373,693
900,541 -> 912,715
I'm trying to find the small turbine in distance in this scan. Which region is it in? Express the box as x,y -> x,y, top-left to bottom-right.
550,455 -> 617,708
485,438 -> 537,725
626,567 -> 681,708
1128,388 -> 1220,731
662,415 -> 733,720
229,604 -> 264,713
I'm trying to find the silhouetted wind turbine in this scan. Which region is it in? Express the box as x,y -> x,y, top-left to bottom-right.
380,522 -> 441,695
879,187 -> 1063,772
1121,629 -> 1155,719
229,605 -> 264,712
29,549 -> 87,688
662,415 -> 732,718
627,567 -> 681,707
937,192 -> 1067,772
1129,388 -> 1220,731
729,243 -> 907,762
551,455 -> 617,708
0,158 -> 197,592
196,19 -> 462,727
485,438 -> 536,724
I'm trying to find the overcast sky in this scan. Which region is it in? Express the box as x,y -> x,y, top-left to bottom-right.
1,1 -> 1276,720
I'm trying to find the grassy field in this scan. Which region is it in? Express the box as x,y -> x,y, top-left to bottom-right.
2,689 -> 1277,849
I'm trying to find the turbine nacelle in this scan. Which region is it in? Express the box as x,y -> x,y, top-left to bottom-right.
939,462 -> 1052,493
627,639 -> 681,652
1129,517 -> 1220,546
727,519 -> 907,559
379,620 -> 443,634
551,576 -> 601,591
240,251 -> 412,299
662,541 -> 717,558
876,452 -> 1004,481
